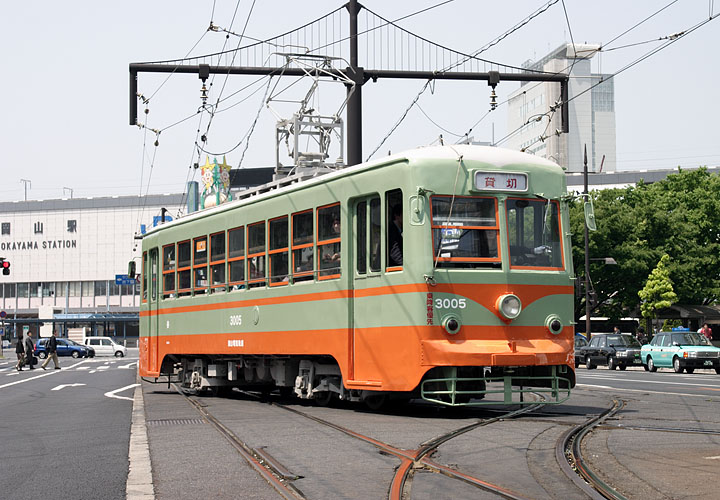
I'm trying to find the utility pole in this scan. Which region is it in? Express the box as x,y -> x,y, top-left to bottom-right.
20,179 -> 31,201
583,144 -> 591,338
129,0 -> 569,167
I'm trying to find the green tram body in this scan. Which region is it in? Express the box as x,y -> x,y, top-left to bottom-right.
140,145 -> 576,406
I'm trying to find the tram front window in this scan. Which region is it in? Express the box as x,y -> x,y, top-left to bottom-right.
507,198 -> 563,269
431,196 -> 500,268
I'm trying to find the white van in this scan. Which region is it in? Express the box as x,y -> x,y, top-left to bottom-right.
84,337 -> 127,357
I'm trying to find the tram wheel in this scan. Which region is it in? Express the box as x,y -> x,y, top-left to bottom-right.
364,394 -> 388,411
314,391 -> 334,407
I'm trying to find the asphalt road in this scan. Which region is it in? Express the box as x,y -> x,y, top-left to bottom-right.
0,349 -> 138,500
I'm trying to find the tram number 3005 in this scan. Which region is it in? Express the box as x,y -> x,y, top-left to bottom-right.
229,314 -> 243,326
435,297 -> 467,309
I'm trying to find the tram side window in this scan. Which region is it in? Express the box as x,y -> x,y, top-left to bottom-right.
193,236 -> 208,294
369,197 -> 381,272
210,232 -> 226,293
318,204 -> 341,279
431,196 -> 500,269
269,216 -> 289,286
292,210 -> 314,283
247,222 -> 266,288
142,251 -> 147,302
356,201 -> 367,275
386,189 -> 403,270
162,244 -> 175,298
228,226 -> 246,289
177,240 -> 192,296
507,198 -> 563,269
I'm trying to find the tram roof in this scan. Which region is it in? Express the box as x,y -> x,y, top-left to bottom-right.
144,145 -> 560,237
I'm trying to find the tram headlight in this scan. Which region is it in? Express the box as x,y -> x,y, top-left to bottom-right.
545,315 -> 563,335
442,315 -> 461,335
496,294 -> 521,320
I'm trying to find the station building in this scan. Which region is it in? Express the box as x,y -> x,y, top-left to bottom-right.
0,194 -> 184,344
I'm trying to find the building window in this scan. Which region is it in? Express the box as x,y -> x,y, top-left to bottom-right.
94,281 -> 107,296
42,282 -> 55,297
81,281 -> 94,297
34,222 -> 44,234
4,283 -> 15,298
109,281 -> 120,296
17,283 -> 29,298
68,281 -> 81,297
1,222 -> 9,235
67,220 -> 77,233
30,283 -> 40,298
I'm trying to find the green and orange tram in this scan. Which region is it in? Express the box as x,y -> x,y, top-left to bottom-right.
138,145 -> 576,407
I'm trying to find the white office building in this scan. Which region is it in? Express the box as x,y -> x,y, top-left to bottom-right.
506,43 -> 616,173
0,194 -> 184,342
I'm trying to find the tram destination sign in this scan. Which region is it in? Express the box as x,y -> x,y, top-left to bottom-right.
474,171 -> 528,192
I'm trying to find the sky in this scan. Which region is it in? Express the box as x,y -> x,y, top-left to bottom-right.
2,0 -> 719,203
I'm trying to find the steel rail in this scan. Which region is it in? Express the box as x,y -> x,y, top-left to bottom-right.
272,398 -> 543,499
173,384 -> 307,500
556,399 -> 628,500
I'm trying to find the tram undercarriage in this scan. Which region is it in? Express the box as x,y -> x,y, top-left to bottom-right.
146,354 -> 574,407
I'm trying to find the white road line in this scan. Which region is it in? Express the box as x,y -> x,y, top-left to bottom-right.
105,383 -> 140,401
120,362 -> 137,369
576,383 -> 716,398
51,383 -> 87,391
706,456 -> 720,460
0,360 -> 90,389
579,375 -> 720,389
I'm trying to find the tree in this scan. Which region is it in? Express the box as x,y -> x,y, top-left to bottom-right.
569,167 -> 720,324
638,254 -> 678,332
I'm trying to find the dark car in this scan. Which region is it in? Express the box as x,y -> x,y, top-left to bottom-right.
574,334 -> 589,366
35,338 -> 95,359
578,333 -> 643,370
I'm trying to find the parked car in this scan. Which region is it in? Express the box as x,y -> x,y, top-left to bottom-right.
574,334 -> 589,366
641,329 -> 720,374
35,338 -> 94,359
578,333 -> 643,370
83,336 -> 127,357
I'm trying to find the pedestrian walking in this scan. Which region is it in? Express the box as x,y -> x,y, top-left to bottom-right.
15,337 -> 25,371
41,331 -> 61,370
24,332 -> 35,370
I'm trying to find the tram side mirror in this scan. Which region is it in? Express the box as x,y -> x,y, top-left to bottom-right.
584,200 -> 597,231
128,261 -> 136,279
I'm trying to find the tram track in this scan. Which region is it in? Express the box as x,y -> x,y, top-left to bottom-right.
556,399 -> 627,500
175,382 -> 550,499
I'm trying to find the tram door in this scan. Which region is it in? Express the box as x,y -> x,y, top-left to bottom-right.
148,248 -> 159,372
351,196 -> 382,382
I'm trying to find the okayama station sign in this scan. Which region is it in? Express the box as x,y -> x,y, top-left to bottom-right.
0,239 -> 78,251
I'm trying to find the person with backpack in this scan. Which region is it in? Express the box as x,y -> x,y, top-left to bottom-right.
41,331 -> 61,370
15,336 -> 25,371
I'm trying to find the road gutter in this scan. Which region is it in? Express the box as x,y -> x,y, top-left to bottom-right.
126,373 -> 155,500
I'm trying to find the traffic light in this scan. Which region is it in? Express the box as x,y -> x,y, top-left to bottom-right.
0,258 -> 9,275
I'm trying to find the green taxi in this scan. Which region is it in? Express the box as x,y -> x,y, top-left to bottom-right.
641,329 -> 720,374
